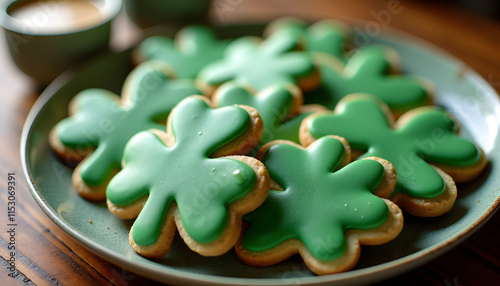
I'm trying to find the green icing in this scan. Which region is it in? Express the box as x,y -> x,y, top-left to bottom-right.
304,45 -> 429,111
306,95 -> 481,198
107,97 -> 257,246
243,137 -> 389,261
215,83 -> 308,144
55,62 -> 201,186
199,32 -> 315,91
273,111 -> 315,144
271,19 -> 349,63
138,26 -> 228,79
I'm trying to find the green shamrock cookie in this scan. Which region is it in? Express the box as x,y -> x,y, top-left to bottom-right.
236,136 -> 402,275
198,31 -> 318,94
301,94 -> 486,217
213,82 -> 325,145
135,26 -> 228,79
265,17 -> 351,63
304,45 -> 432,115
106,96 -> 269,258
50,62 -> 201,200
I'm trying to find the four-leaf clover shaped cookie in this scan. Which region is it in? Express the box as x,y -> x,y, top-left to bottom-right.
236,136 -> 403,275
198,31 -> 319,95
106,96 -> 269,258
134,26 -> 228,79
301,94 -> 487,217
50,62 -> 202,200
304,45 -> 433,116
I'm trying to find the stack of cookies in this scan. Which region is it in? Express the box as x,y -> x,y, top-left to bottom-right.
49,18 -> 487,275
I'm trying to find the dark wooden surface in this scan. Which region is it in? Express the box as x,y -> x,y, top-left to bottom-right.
1,0 -> 499,285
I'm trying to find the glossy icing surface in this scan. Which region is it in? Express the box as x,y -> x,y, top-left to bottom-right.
107,97 -> 257,245
138,26 -> 228,79
305,45 -> 429,111
306,96 -> 481,198
270,18 -> 349,62
243,137 -> 388,261
56,63 -> 201,186
215,83 -> 306,144
199,32 -> 316,90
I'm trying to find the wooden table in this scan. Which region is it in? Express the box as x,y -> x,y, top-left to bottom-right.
1,1 -> 499,285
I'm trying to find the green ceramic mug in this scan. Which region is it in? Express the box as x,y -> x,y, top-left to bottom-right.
0,0 -> 122,85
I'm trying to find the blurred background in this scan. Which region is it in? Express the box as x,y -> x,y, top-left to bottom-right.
1,0 -> 499,94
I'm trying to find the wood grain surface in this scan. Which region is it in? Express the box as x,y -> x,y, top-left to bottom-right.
1,0 -> 499,285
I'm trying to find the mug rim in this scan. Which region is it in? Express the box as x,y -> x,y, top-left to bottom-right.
0,0 -> 122,36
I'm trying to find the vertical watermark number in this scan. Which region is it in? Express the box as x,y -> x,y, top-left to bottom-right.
6,172 -> 17,278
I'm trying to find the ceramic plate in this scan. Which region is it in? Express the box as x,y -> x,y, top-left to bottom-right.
21,24 -> 500,285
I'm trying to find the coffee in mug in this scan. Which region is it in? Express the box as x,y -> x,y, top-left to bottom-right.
8,0 -> 104,34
